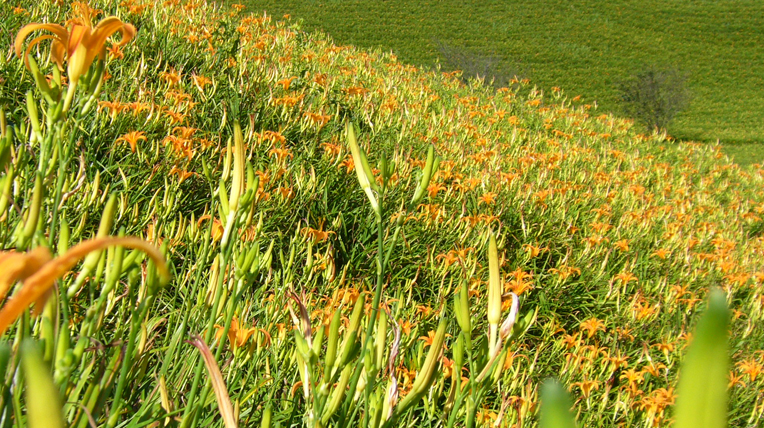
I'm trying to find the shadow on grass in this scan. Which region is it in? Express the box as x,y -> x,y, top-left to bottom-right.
671,128 -> 764,167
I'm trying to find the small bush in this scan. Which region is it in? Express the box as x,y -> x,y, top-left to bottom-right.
618,65 -> 691,133
434,40 -> 524,89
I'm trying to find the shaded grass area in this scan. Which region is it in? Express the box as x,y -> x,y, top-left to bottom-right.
243,0 -> 764,147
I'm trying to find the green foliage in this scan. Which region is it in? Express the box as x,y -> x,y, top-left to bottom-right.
0,1 -> 761,427
539,380 -> 577,428
675,289 -> 730,428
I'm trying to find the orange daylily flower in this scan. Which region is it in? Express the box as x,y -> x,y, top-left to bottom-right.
614,271 -> 638,284
116,131 -> 146,152
522,243 -> 548,258
578,317 -> 606,339
652,248 -> 671,259
418,330 -> 437,348
198,215 -> 224,241
277,76 -> 297,90
301,221 -> 334,243
737,358 -> 764,382
479,192 -> 497,206
613,239 -> 630,252
15,12 -> 136,92
215,316 -> 267,351
572,379 -> 600,398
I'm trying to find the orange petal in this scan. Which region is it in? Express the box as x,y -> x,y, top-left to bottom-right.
113,23 -> 136,48
0,237 -> 169,335
31,287 -> 53,317
14,23 -> 69,58
88,18 -> 134,55
235,327 -> 258,348
0,247 -> 52,300
50,39 -> 67,70
22,35 -> 57,69
66,24 -> 91,83
66,23 -> 89,56
257,328 -> 272,347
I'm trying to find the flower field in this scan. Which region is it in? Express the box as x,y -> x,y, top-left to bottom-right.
0,1 -> 763,427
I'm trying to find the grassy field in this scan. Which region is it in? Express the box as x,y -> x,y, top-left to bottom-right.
242,0 -> 764,163
1,0 -> 763,427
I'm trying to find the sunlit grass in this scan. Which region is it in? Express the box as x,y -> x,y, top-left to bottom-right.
241,0 -> 764,147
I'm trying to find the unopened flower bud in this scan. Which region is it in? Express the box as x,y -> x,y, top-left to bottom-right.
500,292 -> 519,340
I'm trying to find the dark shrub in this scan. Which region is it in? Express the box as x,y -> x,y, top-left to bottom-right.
618,65 -> 691,133
434,40 -> 524,90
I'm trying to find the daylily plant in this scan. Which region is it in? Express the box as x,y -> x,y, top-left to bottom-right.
14,10 -> 136,111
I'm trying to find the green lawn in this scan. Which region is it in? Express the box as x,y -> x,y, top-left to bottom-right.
244,0 -> 764,148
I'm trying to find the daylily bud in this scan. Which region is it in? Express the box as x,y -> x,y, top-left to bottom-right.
26,91 -> 42,143
21,341 -> 66,428
453,333 -> 464,372
410,145 -> 437,206
338,295 -> 365,367
358,144 -> 379,193
345,120 -> 380,220
500,292 -> 520,340
41,294 -> 57,360
454,283 -> 471,334
87,170 -> 101,207
381,376 -> 398,423
320,365 -> 352,424
229,121 -> 245,213
323,304 -> 343,379
53,325 -> 72,383
218,178 -> 230,217
0,105 -> 6,138
57,217 -> 70,256
396,315 -> 447,413
378,156 -> 389,187
0,165 -> 14,219
20,172 -> 44,248
311,317 -> 325,358
222,136 -> 232,181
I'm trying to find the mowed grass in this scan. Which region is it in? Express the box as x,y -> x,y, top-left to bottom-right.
243,0 -> 764,158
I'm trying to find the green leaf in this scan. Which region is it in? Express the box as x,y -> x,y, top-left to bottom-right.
674,288 -> 730,428
21,340 -> 65,428
539,379 -> 577,428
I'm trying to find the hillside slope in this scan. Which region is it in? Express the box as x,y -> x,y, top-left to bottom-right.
1,0 -> 763,426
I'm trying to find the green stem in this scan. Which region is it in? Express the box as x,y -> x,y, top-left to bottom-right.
338,194 -> 386,425
181,224 -> 235,428
105,292 -> 154,428
47,125 -> 69,249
